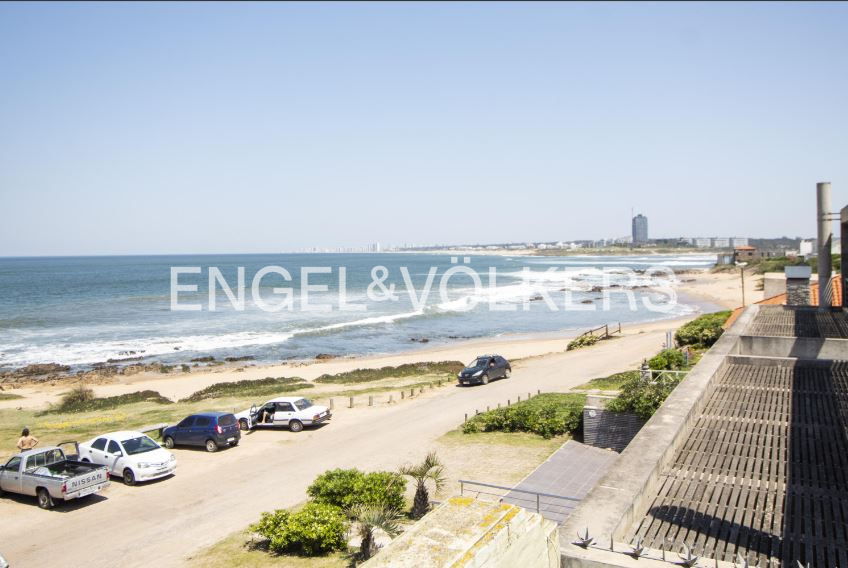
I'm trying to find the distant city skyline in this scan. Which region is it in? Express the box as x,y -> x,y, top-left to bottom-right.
1,2 -> 846,256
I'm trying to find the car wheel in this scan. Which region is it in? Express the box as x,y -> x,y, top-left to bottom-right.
239,418 -> 250,431
289,420 -> 304,433
205,439 -> 218,453
504,368 -> 511,378
123,468 -> 136,486
482,374 -> 489,385
163,436 -> 175,449
230,439 -> 239,447
37,488 -> 53,509
80,457 -> 90,463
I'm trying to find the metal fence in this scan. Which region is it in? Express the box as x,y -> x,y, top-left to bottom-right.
458,479 -> 581,523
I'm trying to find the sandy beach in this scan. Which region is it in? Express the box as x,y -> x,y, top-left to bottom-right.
0,270 -> 760,410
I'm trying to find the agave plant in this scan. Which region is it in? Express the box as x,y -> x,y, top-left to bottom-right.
353,504 -> 402,561
398,451 -> 446,519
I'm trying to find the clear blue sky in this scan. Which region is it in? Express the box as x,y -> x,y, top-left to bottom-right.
1,2 -> 846,255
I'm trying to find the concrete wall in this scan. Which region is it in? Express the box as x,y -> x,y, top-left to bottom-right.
364,497 -> 560,568
582,406 -> 645,453
736,334 -> 848,359
763,272 -> 786,298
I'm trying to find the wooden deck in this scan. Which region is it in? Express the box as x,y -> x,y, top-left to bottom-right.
630,360 -> 848,566
746,305 -> 848,338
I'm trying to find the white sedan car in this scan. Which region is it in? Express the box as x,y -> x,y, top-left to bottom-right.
79,431 -> 176,486
235,397 -> 331,432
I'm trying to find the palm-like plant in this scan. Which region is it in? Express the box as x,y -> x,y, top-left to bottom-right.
398,451 -> 445,519
353,504 -> 402,561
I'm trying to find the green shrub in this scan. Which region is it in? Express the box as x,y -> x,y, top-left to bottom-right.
648,349 -> 686,371
307,468 -> 406,512
461,393 -> 586,439
40,388 -> 173,415
61,384 -> 95,406
251,502 -> 348,556
180,376 -> 310,403
675,311 -> 731,348
567,334 -> 600,351
314,361 -> 464,384
606,373 -> 684,419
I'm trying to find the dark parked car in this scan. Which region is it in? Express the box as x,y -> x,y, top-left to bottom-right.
457,355 -> 511,386
162,412 -> 240,452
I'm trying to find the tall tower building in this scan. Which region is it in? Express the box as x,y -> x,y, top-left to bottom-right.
632,214 -> 649,245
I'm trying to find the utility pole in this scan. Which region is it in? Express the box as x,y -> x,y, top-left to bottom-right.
737,261 -> 748,307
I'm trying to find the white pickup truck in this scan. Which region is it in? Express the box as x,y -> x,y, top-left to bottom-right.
236,397 -> 331,432
0,442 -> 110,509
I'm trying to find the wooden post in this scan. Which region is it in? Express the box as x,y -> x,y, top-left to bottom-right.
486,406 -> 490,412
349,397 -> 354,408
329,398 -> 334,410
464,413 -> 467,423
507,399 -> 511,406
410,388 -> 414,398
518,395 -> 521,402
537,389 -> 540,395
368,396 -> 373,407
401,391 -> 405,399
389,394 -> 394,403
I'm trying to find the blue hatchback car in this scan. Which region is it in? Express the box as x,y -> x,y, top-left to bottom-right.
162,412 -> 241,453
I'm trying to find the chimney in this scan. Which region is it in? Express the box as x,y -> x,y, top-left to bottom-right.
816,182 -> 833,308
785,265 -> 812,306
842,204 -> 848,308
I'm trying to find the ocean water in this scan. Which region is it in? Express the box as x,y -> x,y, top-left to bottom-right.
0,253 -> 718,370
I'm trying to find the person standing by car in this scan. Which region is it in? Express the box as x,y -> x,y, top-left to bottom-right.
16,427 -> 39,451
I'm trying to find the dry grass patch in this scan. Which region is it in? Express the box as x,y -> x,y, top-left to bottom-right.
434,429 -> 569,499
185,529 -> 347,568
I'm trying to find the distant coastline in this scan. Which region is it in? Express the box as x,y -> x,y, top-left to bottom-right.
396,248 -> 728,257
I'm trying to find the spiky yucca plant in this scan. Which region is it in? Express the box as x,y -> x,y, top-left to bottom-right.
353,504 -> 402,561
398,451 -> 445,519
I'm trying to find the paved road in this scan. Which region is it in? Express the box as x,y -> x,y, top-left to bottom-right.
0,329 -> 666,567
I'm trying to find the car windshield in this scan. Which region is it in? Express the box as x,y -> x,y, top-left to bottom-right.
122,436 -> 159,455
469,358 -> 489,367
294,399 -> 313,411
